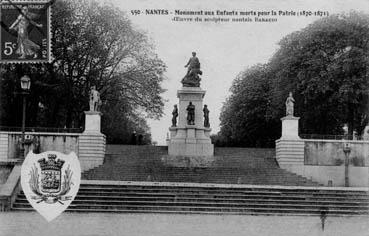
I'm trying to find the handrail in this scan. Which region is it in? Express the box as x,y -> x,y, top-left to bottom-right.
300,134 -> 359,140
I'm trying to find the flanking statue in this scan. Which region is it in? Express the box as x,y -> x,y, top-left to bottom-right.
203,105 -> 210,128
285,92 -> 295,116
171,104 -> 178,127
89,86 -> 102,112
186,102 -> 195,125
181,52 -> 202,87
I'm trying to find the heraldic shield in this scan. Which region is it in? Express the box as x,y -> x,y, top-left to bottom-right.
21,151 -> 81,222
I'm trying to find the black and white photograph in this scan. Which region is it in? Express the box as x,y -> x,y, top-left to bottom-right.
0,0 -> 369,235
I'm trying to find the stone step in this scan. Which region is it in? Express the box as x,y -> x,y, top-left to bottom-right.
11,203 -> 369,215
13,181 -> 369,215
18,189 -> 369,200
11,207 -> 366,217
75,186 -> 368,194
13,200 -> 369,211
15,196 -> 369,206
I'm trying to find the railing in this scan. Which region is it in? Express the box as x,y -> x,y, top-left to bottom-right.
0,126 -> 83,133
300,134 -> 360,140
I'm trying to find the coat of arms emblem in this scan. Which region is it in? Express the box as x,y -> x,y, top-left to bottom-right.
21,151 -> 81,221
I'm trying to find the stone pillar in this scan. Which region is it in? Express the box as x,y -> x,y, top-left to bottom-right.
79,111 -> 105,171
276,115 -> 304,178
280,116 -> 300,140
0,132 -> 9,161
84,111 -> 101,133
167,87 -> 214,167
177,87 -> 205,127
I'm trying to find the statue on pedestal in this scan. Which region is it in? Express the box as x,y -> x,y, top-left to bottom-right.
186,102 -> 195,125
285,92 -> 295,116
181,52 -> 202,87
203,105 -> 210,128
89,86 -> 101,112
171,105 -> 178,127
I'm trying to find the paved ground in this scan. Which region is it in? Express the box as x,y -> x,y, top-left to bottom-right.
0,212 -> 368,236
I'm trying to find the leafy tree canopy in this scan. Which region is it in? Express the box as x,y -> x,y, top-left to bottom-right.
218,11 -> 369,147
0,0 -> 166,144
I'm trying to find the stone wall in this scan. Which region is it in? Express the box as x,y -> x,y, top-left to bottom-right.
6,132 -> 79,159
276,139 -> 369,187
0,131 -> 105,172
305,140 -> 369,166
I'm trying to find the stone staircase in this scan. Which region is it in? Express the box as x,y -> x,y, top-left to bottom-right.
12,182 -> 369,215
12,145 -> 369,215
81,145 -> 320,186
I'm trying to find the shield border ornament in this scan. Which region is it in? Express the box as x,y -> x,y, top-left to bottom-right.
21,151 -> 81,222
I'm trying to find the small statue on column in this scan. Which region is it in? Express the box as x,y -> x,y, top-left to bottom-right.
285,92 -> 295,116
171,104 -> 178,127
203,104 -> 210,128
89,86 -> 102,111
186,102 -> 195,125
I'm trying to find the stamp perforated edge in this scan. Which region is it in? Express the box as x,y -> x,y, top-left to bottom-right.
0,0 -> 53,64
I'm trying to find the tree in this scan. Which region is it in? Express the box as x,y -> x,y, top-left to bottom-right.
219,64 -> 279,147
0,0 -> 166,143
218,11 -> 369,146
269,12 -> 369,137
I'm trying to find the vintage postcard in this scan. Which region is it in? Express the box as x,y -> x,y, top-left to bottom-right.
0,0 -> 369,235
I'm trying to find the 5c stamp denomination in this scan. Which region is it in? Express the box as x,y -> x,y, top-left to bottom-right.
0,0 -> 52,63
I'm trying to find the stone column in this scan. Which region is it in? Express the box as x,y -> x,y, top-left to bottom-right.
167,87 -> 214,167
84,111 -> 102,133
79,111 -> 105,171
280,116 -> 300,140
0,132 -> 9,161
177,87 -> 205,127
276,115 -> 305,179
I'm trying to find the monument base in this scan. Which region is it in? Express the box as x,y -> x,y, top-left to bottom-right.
161,154 -> 215,168
280,115 -> 300,140
166,86 -> 214,167
167,126 -> 214,167
80,111 -> 105,171
168,142 -> 214,157
84,111 -> 101,134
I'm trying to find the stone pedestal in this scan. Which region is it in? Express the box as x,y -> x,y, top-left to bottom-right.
84,111 -> 101,133
167,87 -> 214,167
276,115 -> 303,180
79,111 -> 105,171
280,115 -> 300,140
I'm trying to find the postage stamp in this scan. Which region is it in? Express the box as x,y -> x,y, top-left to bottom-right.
0,0 -> 52,63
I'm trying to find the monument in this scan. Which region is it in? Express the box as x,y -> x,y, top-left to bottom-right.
84,86 -> 102,133
79,86 -> 106,171
166,52 -> 214,167
281,92 -> 300,139
276,92 -> 303,173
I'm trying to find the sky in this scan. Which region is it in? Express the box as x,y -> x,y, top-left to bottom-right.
110,0 -> 369,145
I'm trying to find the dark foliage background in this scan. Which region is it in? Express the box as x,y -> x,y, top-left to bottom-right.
216,12 -> 369,147
0,0 -> 166,144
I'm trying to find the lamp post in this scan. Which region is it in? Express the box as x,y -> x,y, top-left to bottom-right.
343,142 -> 351,187
19,75 -> 31,159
